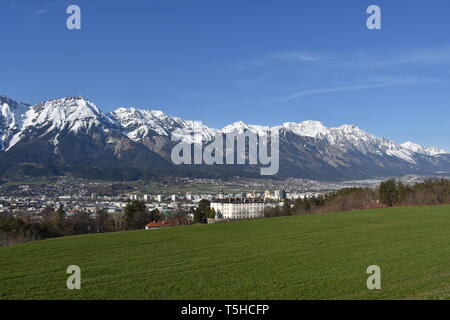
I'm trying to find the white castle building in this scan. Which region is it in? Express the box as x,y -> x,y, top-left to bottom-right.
211,199 -> 265,220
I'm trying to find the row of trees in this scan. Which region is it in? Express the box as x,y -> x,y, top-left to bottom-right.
0,198 -> 216,247
379,179 -> 450,206
0,200 -> 166,247
265,178 -> 450,218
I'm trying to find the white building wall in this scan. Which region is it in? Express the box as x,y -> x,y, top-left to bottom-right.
211,202 -> 265,220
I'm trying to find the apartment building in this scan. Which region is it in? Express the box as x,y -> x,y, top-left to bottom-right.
210,199 -> 265,220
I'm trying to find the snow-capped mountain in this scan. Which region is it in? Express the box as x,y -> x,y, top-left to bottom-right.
0,94 -> 448,181
5,96 -> 118,151
221,121 -> 271,137
110,107 -> 217,143
277,120 -> 328,138
401,141 -> 448,156
215,120 -> 421,165
0,95 -> 31,150
0,96 -> 168,180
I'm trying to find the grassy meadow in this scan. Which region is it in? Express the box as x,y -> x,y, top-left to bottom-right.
1,205 -> 450,300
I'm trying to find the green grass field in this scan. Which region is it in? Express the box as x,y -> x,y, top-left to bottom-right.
1,205 -> 450,300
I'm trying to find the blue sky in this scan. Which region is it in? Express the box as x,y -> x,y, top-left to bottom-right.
1,0 -> 450,150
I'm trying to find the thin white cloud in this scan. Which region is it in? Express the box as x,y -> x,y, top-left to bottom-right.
9,0 -> 59,16
233,73 -> 272,87
276,77 -> 427,102
267,52 -> 320,62
232,46 -> 450,72
338,46 -> 450,69
236,51 -> 320,69
33,8 -> 49,15
375,47 -> 450,66
231,46 -> 450,104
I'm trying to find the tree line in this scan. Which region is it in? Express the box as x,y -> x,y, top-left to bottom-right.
0,200 -> 164,247
2,179 -> 449,246
264,178 -> 450,218
0,198 -> 218,247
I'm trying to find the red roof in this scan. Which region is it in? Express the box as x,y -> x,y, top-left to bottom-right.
146,221 -> 164,228
146,220 -> 178,228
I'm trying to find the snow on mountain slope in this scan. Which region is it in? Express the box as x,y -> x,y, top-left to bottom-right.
325,124 -> 416,163
6,96 -> 117,151
401,141 -> 448,156
0,95 -> 447,173
110,107 -> 217,142
277,120 -> 328,138
221,121 -> 271,137
222,120 -> 417,163
0,96 -> 31,150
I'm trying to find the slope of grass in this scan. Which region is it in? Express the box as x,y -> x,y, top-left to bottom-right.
1,206 -> 450,300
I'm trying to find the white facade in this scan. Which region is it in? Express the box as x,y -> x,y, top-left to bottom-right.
186,194 -> 197,201
274,190 -> 286,200
130,194 -> 139,201
211,200 -> 265,220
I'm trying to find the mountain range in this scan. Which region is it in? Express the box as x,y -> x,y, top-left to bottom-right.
0,95 -> 449,181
